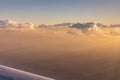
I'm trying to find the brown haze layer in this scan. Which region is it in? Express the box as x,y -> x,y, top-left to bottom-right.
0,28 -> 120,80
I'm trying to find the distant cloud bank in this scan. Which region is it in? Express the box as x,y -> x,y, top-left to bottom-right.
0,19 -> 120,36
0,19 -> 118,29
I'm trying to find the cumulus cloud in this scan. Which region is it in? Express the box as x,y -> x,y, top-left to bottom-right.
0,19 -> 120,37
70,22 -> 104,34
17,23 -> 34,29
0,20 -> 17,28
0,20 -> 34,31
69,22 -> 120,36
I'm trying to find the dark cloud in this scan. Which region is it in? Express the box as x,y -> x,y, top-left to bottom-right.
53,23 -> 73,27
37,24 -> 51,28
111,24 -> 120,27
70,22 -> 108,29
70,22 -> 102,33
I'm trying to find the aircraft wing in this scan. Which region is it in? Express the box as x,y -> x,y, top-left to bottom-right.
0,65 -> 55,80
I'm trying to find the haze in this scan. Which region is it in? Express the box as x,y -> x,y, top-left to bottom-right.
0,27 -> 120,80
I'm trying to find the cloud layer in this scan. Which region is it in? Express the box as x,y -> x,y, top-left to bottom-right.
0,19 -> 120,37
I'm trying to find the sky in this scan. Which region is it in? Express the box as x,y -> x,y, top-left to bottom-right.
0,0 -> 120,25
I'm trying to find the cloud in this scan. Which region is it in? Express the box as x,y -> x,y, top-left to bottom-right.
0,20 -> 17,28
0,19 -> 120,37
70,22 -> 104,34
17,23 -> 34,29
53,23 -> 73,27
0,19 -> 34,31
111,24 -> 120,27
69,22 -> 120,36
36,23 -> 73,29
37,24 -> 51,28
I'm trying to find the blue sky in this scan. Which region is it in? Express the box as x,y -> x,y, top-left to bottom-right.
0,0 -> 120,25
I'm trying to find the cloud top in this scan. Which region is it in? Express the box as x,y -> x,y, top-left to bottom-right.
0,19 -> 34,29
0,19 -> 120,37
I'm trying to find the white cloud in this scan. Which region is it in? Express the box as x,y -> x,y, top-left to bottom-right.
0,20 -> 17,28
17,23 -> 34,29
0,19 -> 120,37
0,19 -> 34,31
